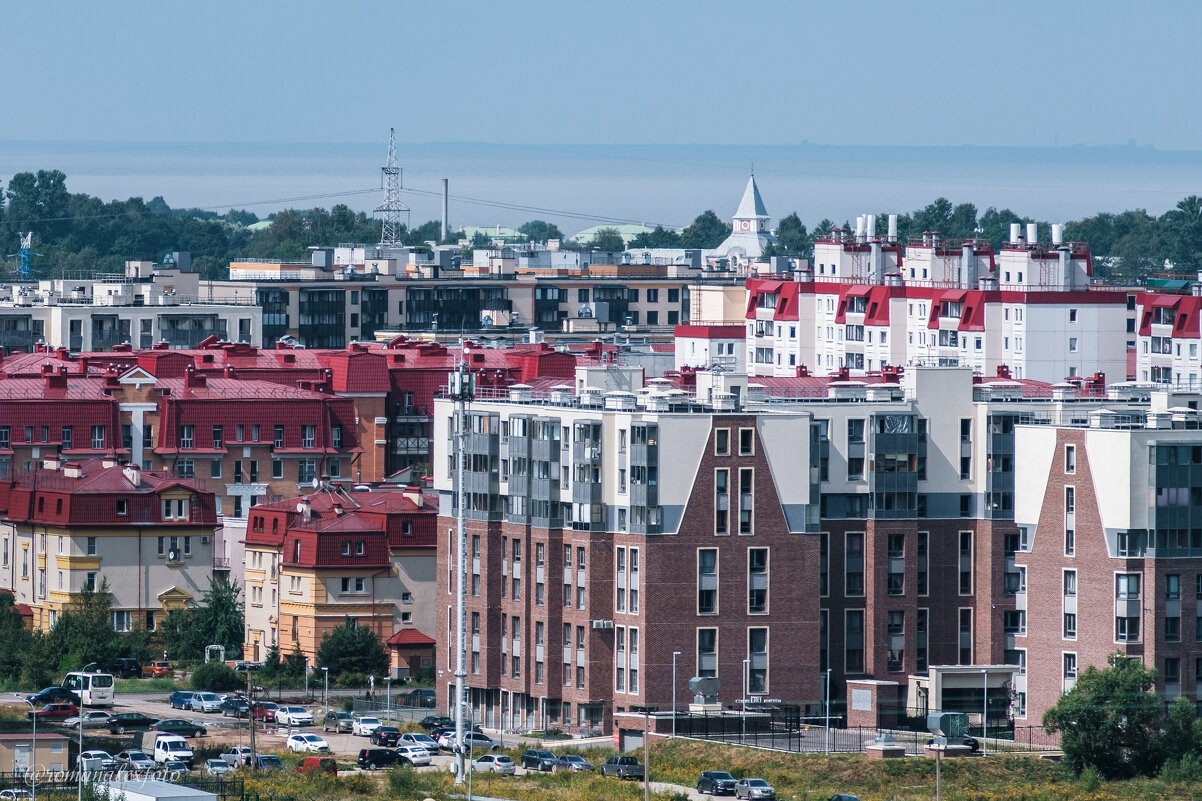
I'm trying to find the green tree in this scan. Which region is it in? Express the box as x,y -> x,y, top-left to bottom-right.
0,592 -> 33,683
1161,195 -> 1202,274
48,578 -> 119,672
519,220 -> 564,243
1162,695 -> 1202,765
191,577 -> 244,659
775,212 -> 809,254
627,225 -> 681,249
589,227 -> 625,252
190,660 -> 244,692
1043,652 -> 1167,778
316,619 -> 389,679
679,210 -> 731,249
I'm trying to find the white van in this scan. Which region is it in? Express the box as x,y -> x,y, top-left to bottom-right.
152,735 -> 194,767
62,671 -> 115,707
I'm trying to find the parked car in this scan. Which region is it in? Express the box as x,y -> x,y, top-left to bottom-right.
110,659 -> 142,679
399,732 -> 439,754
142,661 -> 174,678
297,756 -> 337,775
925,734 -> 980,752
0,790 -> 31,801
252,755 -> 284,771
558,754 -> 595,772
78,750 -> 120,772
357,748 -> 398,770
473,754 -> 515,774
115,750 -> 156,771
188,692 -> 223,713
600,755 -> 645,780
220,746 -> 253,767
252,701 -> 279,722
29,703 -> 78,721
698,771 -> 739,795
352,716 -> 382,736
275,706 -> 314,726
405,688 -> 436,707
65,711 -> 112,729
438,730 -> 495,752
735,779 -> 776,800
419,715 -> 453,730
521,749 -> 567,772
203,759 -> 234,776
395,745 -> 431,766
151,718 -> 206,738
286,734 -> 330,753
827,795 -> 862,801
151,735 -> 194,767
107,712 -> 157,734
168,690 -> 197,710
370,726 -> 401,746
322,711 -> 353,733
26,687 -> 79,707
220,697 -> 251,718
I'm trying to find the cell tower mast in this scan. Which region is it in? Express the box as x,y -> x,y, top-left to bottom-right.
375,128 -> 409,247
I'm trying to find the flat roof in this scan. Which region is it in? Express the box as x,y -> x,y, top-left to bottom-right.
96,780 -> 217,800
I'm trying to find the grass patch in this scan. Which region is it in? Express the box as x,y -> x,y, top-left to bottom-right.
115,676 -> 179,694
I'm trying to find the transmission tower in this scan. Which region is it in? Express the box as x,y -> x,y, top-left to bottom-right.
374,128 -> 409,247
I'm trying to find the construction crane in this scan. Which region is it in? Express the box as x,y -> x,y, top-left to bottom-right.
5,233 -> 43,281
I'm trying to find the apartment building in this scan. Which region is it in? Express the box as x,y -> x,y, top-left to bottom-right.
0,457 -> 219,631
432,364 -> 1149,735
242,487 -> 437,676
1133,284 -> 1202,388
739,222 -> 1130,384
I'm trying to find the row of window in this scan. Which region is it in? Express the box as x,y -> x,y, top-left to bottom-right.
177,457 -> 333,483
697,547 -> 770,614
177,424 -> 342,450
0,425 -> 107,450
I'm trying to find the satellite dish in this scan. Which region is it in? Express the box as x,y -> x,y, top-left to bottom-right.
168,549 -> 180,562
310,477 -> 320,490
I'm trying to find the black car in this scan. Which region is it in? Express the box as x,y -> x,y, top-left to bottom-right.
698,771 -> 738,795
370,726 -> 401,747
405,688 -> 436,707
357,748 -> 398,770
152,719 -> 206,738
26,687 -> 80,706
419,715 -> 453,731
107,712 -> 157,734
521,750 -> 566,772
220,698 -> 251,718
110,659 -> 142,679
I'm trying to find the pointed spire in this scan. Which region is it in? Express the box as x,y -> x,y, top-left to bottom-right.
733,174 -> 768,221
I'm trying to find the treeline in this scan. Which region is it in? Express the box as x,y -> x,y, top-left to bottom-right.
0,577 -> 243,689
3,170 -> 1202,283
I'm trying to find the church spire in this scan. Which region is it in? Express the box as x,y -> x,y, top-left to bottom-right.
733,174 -> 769,233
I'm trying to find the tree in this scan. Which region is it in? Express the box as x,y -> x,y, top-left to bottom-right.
680,210 -> 731,249
775,212 -> 809,254
589,228 -> 626,253
1161,195 -> 1202,274
49,578 -> 119,672
1043,652 -> 1168,778
316,619 -> 389,679
191,577 -> 244,659
519,220 -> 564,243
628,225 -> 681,249
190,660 -> 244,692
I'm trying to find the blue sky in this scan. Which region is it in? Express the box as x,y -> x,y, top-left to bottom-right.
9,0 -> 1202,150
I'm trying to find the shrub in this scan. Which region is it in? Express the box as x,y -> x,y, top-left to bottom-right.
333,671 -> 368,689
189,660 -> 243,692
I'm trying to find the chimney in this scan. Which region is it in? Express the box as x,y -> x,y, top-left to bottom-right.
123,463 -> 141,486
332,501 -> 344,517
63,462 -> 83,479
441,178 -> 449,242
42,455 -> 62,471
403,486 -> 422,506
184,364 -> 206,388
297,496 -> 312,524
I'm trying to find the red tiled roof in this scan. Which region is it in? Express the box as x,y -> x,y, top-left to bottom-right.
387,630 -> 436,646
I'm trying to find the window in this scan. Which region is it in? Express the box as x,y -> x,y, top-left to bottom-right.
697,549 -> 717,614
697,628 -> 717,678
715,429 -> 729,456
1064,570 -> 1077,597
1116,616 -> 1140,642
738,468 -> 753,533
959,608 -> 973,664
176,460 -> 194,479
748,548 -> 768,613
62,426 -> 73,450
1065,445 -> 1076,474
298,460 -> 316,484
748,628 -> 768,692
302,425 -> 315,449
1063,653 -> 1077,678
845,610 -> 864,674
739,428 -> 754,455
1167,616 -> 1181,642
1116,573 -> 1141,600
1064,613 -> 1077,639
112,611 -> 131,632
1004,610 -> 1026,635
959,532 -> 973,595
272,459 -> 283,479
274,425 -> 285,448
715,469 -> 729,534
179,425 -> 194,449
212,425 -> 223,449
887,533 -> 904,595
86,537 -> 96,556
845,533 -> 864,596
210,459 -> 222,479
116,499 -> 127,516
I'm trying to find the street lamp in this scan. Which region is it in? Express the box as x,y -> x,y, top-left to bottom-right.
385,677 -> 392,723
824,668 -> 831,755
18,696 -> 36,801
76,692 -> 86,801
741,659 -> 750,745
321,667 -> 329,715
458,702 -> 475,801
637,706 -> 657,801
981,668 -> 988,757
671,651 -> 682,738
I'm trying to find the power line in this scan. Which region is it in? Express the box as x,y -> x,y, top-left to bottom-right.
399,185 -> 683,230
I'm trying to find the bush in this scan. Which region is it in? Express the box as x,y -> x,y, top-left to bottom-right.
342,698 -> 354,713
189,660 -> 244,692
333,672 -> 368,689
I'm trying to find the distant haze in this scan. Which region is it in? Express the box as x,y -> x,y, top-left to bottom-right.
3,141 -> 1201,238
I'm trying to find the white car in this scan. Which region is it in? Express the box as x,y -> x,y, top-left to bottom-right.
204,759 -> 234,776
78,750 -> 119,771
64,711 -> 111,729
352,716 -> 382,736
286,734 -> 330,753
395,745 -> 431,766
276,706 -> 314,726
220,746 -> 253,767
473,754 -> 515,774
399,732 -> 438,754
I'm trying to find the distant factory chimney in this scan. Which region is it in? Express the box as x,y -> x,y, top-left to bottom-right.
441,178 -> 449,242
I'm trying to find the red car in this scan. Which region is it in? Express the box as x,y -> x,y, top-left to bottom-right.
252,702 -> 278,722
29,703 -> 78,721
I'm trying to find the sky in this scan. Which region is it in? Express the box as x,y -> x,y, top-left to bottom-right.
7,0 -> 1202,150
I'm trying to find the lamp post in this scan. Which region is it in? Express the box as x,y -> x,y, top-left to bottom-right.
824,668 -> 831,755
18,696 -> 36,801
76,693 -> 85,801
385,678 -> 392,723
321,667 -> 328,715
671,651 -> 682,738
458,702 -> 475,801
247,666 -> 257,772
637,706 -> 657,801
741,659 -> 750,745
981,668 -> 988,757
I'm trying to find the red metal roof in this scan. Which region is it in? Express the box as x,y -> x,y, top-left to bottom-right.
387,629 -> 436,646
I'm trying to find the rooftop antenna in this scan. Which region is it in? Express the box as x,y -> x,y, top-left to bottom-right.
375,128 -> 409,248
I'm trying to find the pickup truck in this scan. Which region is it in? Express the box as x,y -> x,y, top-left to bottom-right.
142,661 -> 174,678
600,755 -> 645,780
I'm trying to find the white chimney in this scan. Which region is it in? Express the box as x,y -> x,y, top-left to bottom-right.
296,496 -> 312,523
1009,223 -> 1022,243
1051,224 -> 1064,245
1026,223 -> 1038,244
123,464 -> 141,486
866,214 -> 877,239
887,214 -> 898,242
855,215 -> 865,241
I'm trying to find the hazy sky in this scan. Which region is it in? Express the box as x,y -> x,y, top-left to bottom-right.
8,0 -> 1202,150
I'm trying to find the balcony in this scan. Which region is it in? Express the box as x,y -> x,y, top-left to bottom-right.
213,557 -> 231,571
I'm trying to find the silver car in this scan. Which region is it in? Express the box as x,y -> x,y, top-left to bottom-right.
735,779 -> 776,800
204,759 -> 234,776
189,692 -> 223,713
473,754 -> 515,774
